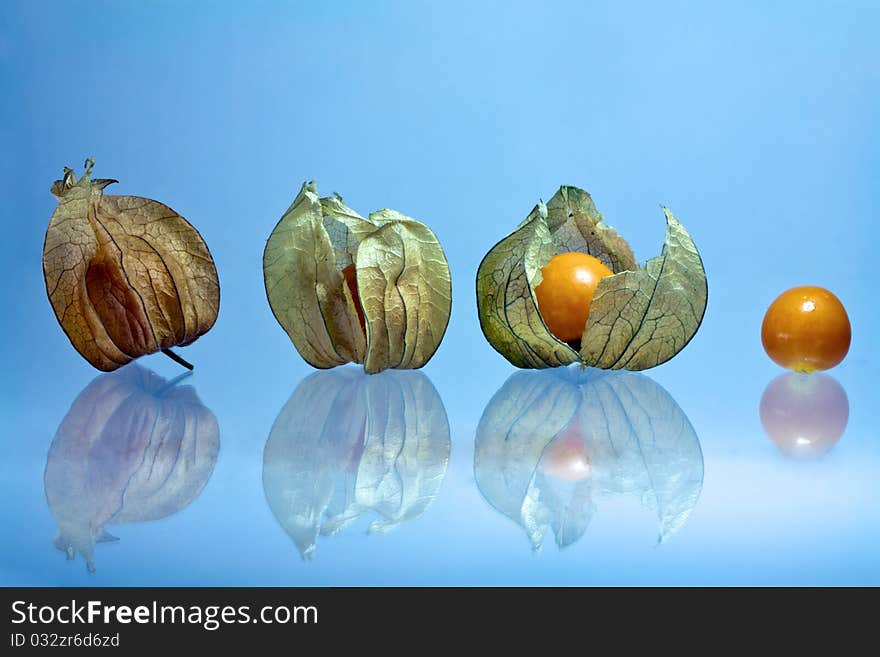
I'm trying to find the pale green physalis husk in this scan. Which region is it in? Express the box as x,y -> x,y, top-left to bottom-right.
263,182 -> 452,373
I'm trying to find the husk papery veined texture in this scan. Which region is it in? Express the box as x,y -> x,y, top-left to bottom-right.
474,366 -> 703,550
476,185 -> 707,370
263,182 -> 452,374
43,159 -> 219,371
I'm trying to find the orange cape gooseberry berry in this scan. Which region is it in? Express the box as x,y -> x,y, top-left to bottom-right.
534,252 -> 613,343
761,286 -> 851,373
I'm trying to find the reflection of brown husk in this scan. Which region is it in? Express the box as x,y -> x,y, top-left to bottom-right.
262,368 -> 450,559
476,185 -> 707,371
44,365 -> 219,572
475,367 -> 703,550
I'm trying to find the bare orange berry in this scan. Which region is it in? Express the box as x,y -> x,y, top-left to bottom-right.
761,286 -> 850,373
534,252 -> 613,343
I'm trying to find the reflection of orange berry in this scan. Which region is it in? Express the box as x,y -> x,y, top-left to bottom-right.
538,421 -> 591,482
759,373 -> 849,458
534,252 -> 613,343
342,263 -> 366,334
761,286 -> 850,373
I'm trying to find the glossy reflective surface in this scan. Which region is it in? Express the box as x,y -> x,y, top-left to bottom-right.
3,352 -> 876,586
3,1 -> 879,586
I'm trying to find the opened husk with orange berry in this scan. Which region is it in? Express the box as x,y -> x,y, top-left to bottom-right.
476,186 -> 707,370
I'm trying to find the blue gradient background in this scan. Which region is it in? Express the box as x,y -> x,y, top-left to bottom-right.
2,0 -> 878,585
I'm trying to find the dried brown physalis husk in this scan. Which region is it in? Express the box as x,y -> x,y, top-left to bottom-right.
43,159 -> 220,371
263,181 -> 452,374
476,185 -> 707,370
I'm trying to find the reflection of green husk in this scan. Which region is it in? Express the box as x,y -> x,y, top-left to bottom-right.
475,367 -> 703,550
263,368 -> 450,559
476,186 -> 707,370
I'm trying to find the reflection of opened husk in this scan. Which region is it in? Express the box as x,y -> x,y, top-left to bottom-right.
262,368 -> 450,559
474,367 -> 703,550
476,186 -> 707,370
44,365 -> 219,572
263,182 -> 452,374
42,159 -> 220,371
